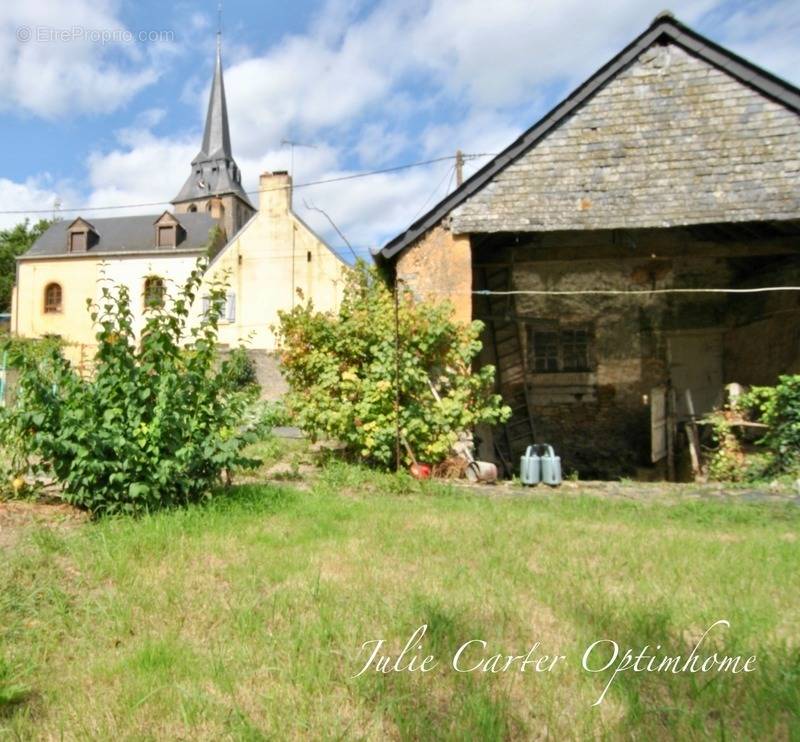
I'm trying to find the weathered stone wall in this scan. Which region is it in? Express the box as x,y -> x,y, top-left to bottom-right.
724,262 -> 800,385
453,43 -> 800,234
395,224 -> 472,323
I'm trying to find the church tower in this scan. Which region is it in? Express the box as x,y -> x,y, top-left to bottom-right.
172,32 -> 255,239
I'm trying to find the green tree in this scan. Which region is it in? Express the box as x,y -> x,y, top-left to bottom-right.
0,219 -> 51,312
276,261 -> 509,468
0,260 -> 258,516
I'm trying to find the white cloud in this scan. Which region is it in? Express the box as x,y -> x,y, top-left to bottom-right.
0,176 -> 70,229
0,0 -> 175,118
704,0 -> 800,82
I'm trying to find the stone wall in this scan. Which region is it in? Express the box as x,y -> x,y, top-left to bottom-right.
453,43 -> 800,234
394,224 -> 472,323
724,262 -> 800,385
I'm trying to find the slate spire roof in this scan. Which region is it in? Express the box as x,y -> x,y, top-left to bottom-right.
201,34 -> 232,161
172,32 -> 253,207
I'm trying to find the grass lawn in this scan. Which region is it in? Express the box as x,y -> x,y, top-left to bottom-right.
1,447 -> 798,739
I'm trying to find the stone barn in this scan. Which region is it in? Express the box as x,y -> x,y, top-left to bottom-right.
377,13 -> 800,479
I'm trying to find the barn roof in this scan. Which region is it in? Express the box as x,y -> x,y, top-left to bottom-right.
378,12 -> 800,262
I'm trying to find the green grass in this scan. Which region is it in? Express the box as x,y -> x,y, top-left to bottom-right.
1,460 -> 798,739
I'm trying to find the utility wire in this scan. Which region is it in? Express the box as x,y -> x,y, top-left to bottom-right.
302,199 -> 358,261
408,163 -> 456,223
0,153 -> 497,216
472,286 -> 800,296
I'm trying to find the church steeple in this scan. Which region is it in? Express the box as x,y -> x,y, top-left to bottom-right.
200,34 -> 232,161
172,26 -> 254,235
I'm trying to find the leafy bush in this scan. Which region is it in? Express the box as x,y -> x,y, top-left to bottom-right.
275,261 -> 509,468
223,347 -> 260,393
704,410 -> 772,482
742,375 -> 800,474
0,262 -> 258,516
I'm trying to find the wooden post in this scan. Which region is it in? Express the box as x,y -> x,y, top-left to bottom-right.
684,389 -> 704,481
666,385 -> 676,482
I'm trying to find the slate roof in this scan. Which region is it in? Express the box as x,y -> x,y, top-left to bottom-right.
378,12 -> 800,262
172,37 -> 253,208
21,212 -> 218,258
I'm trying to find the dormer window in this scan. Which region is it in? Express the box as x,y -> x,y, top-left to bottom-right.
153,211 -> 185,249
70,232 -> 86,252
157,225 -> 175,248
66,217 -> 98,253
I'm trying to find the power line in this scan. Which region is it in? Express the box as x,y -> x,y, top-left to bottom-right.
408,162 -> 456,223
302,199 -> 358,261
473,286 -> 800,296
0,153 -> 496,216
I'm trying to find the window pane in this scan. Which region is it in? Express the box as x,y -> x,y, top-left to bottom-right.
562,329 -> 589,371
44,283 -> 62,312
532,331 -> 559,372
144,278 -> 165,308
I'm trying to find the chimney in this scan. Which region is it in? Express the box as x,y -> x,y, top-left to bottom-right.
259,171 -> 292,214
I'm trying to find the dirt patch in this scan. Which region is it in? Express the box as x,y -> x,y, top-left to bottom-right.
0,497 -> 86,551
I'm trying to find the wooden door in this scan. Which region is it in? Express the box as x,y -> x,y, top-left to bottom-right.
667,330 -> 724,419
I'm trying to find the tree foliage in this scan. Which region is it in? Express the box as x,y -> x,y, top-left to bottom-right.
0,219 -> 51,312
276,261 -> 509,468
0,262 -> 258,515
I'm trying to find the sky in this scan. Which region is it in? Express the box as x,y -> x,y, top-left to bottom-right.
0,0 -> 799,261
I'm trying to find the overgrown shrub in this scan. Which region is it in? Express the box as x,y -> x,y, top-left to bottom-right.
275,261 -> 509,468
223,347 -> 260,393
0,262 -> 258,516
742,375 -> 800,474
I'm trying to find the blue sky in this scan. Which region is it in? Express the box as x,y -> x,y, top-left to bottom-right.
1,0 -> 799,258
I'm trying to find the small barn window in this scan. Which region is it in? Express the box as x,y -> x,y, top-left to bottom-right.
528,325 -> 592,373
44,283 -> 62,313
144,276 -> 165,309
561,329 -> 590,372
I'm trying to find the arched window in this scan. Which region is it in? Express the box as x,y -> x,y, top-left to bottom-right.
187,204 -> 198,213
205,201 -> 213,212
144,276 -> 165,309
44,283 -> 62,313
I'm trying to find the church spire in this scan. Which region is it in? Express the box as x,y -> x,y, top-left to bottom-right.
199,22 -> 232,161
171,16 -> 252,212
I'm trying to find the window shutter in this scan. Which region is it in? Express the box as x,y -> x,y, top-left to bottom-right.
202,296 -> 211,317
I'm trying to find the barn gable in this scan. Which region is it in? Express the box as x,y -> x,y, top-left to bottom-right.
451,42 -> 800,233
379,12 -> 800,261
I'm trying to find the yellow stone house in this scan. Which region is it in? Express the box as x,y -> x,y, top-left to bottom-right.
11,34 -> 346,387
